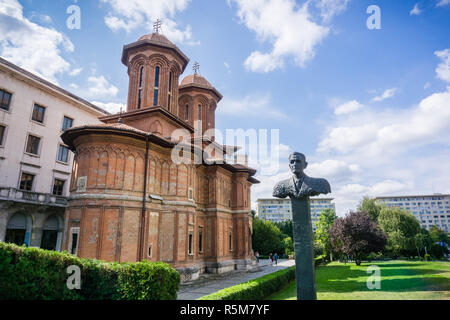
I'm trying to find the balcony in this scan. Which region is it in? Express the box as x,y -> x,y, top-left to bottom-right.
0,187 -> 67,207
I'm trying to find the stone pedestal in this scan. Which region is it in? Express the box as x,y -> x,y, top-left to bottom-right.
291,197 -> 317,300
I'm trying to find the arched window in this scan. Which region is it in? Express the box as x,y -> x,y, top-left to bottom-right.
168,71 -> 172,112
137,65 -> 144,109
198,104 -> 202,120
153,66 -> 160,106
185,104 -> 189,121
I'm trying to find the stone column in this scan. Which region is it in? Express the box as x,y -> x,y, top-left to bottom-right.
291,197 -> 317,300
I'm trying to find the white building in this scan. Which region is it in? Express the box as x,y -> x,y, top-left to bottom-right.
0,57 -> 108,251
375,194 -> 450,232
256,198 -> 336,232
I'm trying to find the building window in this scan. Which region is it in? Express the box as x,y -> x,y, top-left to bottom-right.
229,234 -> 233,251
32,103 -> 46,123
188,233 -> 193,255
69,227 -> 79,255
148,244 -> 153,258
57,144 -> 70,163
198,104 -> 202,120
0,89 -> 12,111
168,71 -> 172,111
0,125 -> 5,146
188,188 -> 194,201
62,116 -> 73,131
53,179 -> 65,196
153,66 -> 160,106
198,230 -> 203,253
138,65 -> 144,109
19,172 -> 34,191
185,104 -> 189,121
25,134 -> 41,155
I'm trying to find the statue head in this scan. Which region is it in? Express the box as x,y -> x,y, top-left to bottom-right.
289,152 -> 308,176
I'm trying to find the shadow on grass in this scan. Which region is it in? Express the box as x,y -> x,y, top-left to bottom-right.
315,263 -> 450,293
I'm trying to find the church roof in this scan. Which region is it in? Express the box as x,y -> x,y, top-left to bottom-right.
121,33 -> 189,72
180,74 -> 213,87
179,73 -> 223,101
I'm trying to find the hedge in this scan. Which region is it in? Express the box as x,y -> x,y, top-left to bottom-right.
199,255 -> 326,300
0,242 -> 179,300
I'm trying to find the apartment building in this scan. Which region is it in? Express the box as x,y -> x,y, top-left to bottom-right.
375,194 -> 450,232
256,197 -> 336,232
0,57 -> 108,251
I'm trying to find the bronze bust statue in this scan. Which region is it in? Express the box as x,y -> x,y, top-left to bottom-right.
272,151 -> 331,300
273,152 -> 331,199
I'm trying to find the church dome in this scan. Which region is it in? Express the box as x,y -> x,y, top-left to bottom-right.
137,33 -> 174,46
180,74 -> 213,88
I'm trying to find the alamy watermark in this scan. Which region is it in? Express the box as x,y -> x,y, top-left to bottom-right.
66,265 -> 81,290
366,265 -> 381,290
171,121 -> 281,176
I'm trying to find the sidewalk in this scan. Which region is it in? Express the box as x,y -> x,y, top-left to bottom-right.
177,259 -> 295,300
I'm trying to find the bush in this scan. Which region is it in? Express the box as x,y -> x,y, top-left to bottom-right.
424,253 -> 431,261
366,252 -> 384,262
199,266 -> 296,300
199,255 -> 326,300
0,242 -> 179,300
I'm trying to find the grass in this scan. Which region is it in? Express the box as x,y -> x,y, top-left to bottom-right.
268,260 -> 450,300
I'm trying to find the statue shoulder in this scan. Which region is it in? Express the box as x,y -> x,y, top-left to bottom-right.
305,176 -> 331,194
273,178 -> 291,198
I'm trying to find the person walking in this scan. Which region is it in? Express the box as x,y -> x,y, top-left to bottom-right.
269,253 -> 273,265
274,252 -> 279,265
255,251 -> 260,263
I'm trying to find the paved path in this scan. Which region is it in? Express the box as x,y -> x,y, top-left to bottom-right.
177,259 -> 295,300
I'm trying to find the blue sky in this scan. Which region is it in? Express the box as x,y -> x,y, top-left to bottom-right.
1,0 -> 449,215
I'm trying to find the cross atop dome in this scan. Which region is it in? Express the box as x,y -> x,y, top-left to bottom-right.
193,61 -> 200,74
153,19 -> 162,34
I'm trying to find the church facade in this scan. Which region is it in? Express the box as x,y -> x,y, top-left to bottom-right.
60,32 -> 259,280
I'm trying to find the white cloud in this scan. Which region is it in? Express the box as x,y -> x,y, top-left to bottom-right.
0,0 -> 74,83
435,49 -> 450,83
69,68 -> 83,76
437,0 -> 450,7
410,3 -> 421,15
315,0 -> 350,22
334,100 -> 363,115
91,101 -> 125,114
319,87 -> 450,156
231,0 -> 330,72
217,93 -> 287,119
306,159 -> 360,183
372,88 -> 397,102
88,75 -> 119,98
100,0 -> 196,45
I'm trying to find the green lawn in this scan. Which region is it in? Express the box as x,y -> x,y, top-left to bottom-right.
268,261 -> 450,300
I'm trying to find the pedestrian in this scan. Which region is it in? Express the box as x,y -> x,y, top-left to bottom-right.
269,253 -> 273,265
274,252 -> 278,265
255,251 -> 260,263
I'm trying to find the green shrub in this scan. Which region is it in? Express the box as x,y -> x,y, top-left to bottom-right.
200,255 -> 326,300
199,266 -> 296,300
0,242 -> 179,300
424,253 -> 431,261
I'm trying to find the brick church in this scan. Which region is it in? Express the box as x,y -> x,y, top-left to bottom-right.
60,30 -> 259,280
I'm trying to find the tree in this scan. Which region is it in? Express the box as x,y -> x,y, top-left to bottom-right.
283,237 -> 294,256
274,220 -> 293,239
378,207 -> 421,257
358,196 -> 383,221
428,225 -> 449,259
330,211 -> 387,265
315,209 -> 337,261
252,217 -> 285,255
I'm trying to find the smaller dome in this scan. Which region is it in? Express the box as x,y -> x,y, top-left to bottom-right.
138,33 -> 174,46
180,74 -> 212,88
